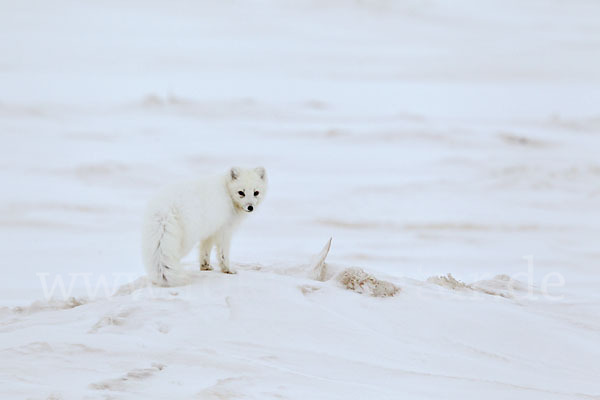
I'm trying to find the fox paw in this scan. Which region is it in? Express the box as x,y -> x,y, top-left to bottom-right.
200,263 -> 213,271
221,269 -> 237,274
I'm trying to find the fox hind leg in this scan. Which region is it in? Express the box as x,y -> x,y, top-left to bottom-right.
143,210 -> 185,286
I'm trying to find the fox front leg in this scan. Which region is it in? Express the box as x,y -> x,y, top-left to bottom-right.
215,231 -> 235,274
198,238 -> 213,271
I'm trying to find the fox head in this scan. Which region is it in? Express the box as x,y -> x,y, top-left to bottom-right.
226,167 -> 267,213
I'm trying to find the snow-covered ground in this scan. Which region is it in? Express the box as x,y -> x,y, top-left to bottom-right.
1,0 -> 599,398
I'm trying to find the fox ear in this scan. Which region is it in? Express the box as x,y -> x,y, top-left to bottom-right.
255,167 -> 266,180
230,167 -> 240,180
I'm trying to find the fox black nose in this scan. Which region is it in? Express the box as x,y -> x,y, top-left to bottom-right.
247,205 -> 254,212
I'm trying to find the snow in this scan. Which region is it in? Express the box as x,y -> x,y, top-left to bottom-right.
1,0 -> 600,398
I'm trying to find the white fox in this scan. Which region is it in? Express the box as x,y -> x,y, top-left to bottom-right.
141,167 -> 267,286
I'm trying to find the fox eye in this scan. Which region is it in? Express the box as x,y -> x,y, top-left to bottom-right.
254,191 -> 259,196
238,191 -> 245,197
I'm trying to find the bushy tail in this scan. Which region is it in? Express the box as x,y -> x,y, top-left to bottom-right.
142,210 -> 189,287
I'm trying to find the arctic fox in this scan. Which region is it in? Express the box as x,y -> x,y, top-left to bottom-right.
141,167 -> 267,286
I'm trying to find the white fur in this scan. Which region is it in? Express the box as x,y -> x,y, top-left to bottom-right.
141,167 -> 267,286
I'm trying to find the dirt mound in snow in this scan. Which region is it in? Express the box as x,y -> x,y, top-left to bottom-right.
428,273 -> 530,299
11,297 -> 87,315
336,267 -> 400,297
